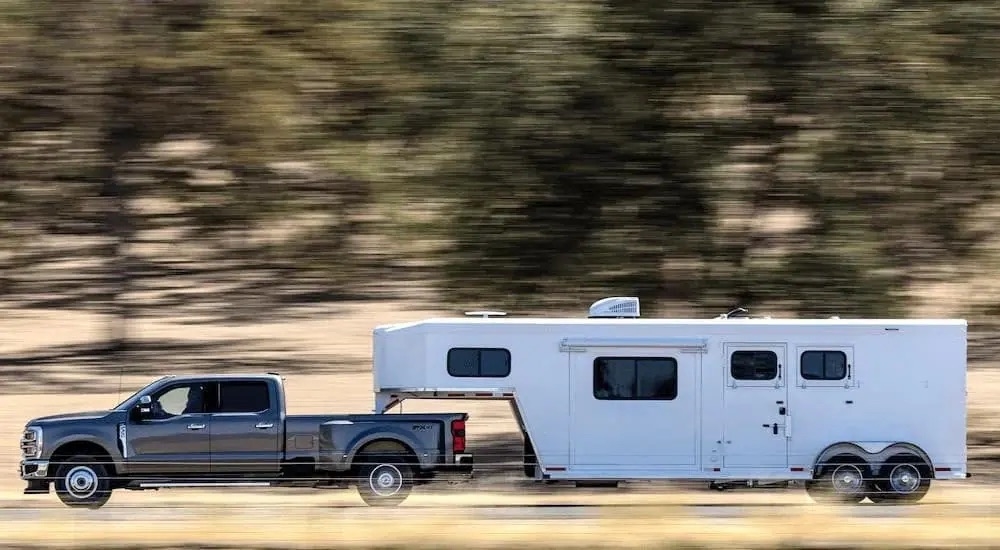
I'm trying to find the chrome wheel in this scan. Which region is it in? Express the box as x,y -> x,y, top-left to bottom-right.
870,453 -> 933,505
355,452 -> 413,507
65,466 -> 99,499
889,464 -> 921,494
805,456 -> 870,505
53,454 -> 112,508
831,464 -> 865,495
869,453 -> 934,504
369,464 -> 403,497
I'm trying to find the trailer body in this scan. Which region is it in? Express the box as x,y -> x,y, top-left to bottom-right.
371,298 -> 968,502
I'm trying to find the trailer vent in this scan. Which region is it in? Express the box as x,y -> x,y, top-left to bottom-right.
588,297 -> 640,319
716,307 -> 749,319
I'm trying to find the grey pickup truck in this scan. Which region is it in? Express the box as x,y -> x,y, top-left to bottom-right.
18,373 -> 473,508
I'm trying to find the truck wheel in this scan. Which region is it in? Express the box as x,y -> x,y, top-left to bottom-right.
53,455 -> 112,508
356,453 -> 413,507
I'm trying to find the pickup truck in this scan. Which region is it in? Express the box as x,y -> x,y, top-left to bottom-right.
18,373 -> 473,508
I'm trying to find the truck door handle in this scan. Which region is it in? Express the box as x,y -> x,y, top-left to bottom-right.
255,422 -> 274,429
187,423 -> 206,430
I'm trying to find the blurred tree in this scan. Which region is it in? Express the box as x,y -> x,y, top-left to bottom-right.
2,0 -> 1000,325
0,0 -> 383,349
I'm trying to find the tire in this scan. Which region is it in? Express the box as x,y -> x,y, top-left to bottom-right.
53,455 -> 112,509
805,457 -> 869,505
870,454 -> 931,504
355,453 -> 413,507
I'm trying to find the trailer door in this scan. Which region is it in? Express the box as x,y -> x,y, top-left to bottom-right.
569,347 -> 699,473
721,343 -> 789,469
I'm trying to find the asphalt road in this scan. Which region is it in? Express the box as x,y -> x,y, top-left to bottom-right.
2,488 -> 998,549
0,497 -> 997,521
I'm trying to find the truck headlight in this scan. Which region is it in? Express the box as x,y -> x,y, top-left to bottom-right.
20,427 -> 42,459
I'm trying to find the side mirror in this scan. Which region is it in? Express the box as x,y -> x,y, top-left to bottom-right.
133,395 -> 153,420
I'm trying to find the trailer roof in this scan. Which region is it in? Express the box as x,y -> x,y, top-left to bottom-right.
376,317 -> 967,329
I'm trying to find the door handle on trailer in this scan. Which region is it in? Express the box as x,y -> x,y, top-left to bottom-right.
187,423 -> 206,430
255,422 -> 274,429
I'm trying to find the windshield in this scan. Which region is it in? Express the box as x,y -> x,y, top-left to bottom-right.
112,377 -> 165,410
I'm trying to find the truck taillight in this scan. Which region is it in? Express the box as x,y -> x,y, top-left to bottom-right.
451,419 -> 466,454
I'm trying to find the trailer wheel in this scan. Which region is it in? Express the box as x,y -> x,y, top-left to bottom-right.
806,455 -> 870,505
53,455 -> 112,509
870,453 -> 931,504
355,453 -> 413,507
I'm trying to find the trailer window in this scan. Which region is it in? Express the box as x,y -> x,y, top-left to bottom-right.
593,357 -> 678,400
447,348 -> 511,377
800,350 -> 847,381
730,351 -> 778,381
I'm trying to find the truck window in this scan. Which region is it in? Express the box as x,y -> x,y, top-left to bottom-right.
730,351 -> 778,381
217,381 -> 271,414
800,350 -> 847,381
593,357 -> 678,400
447,348 -> 511,377
151,383 -> 207,418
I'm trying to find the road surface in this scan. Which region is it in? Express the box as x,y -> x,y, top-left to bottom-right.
0,484 -> 997,548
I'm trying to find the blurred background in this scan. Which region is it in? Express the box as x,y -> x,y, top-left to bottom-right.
5,0 -> 1000,332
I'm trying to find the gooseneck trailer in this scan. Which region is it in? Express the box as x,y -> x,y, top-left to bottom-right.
370,297 -> 969,503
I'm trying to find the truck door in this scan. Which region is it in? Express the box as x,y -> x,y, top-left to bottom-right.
208,380 -> 281,474
721,343 -> 789,470
127,381 -> 211,475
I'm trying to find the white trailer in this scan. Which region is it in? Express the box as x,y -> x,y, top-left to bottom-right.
371,297 -> 970,504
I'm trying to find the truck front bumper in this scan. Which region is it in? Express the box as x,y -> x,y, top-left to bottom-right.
21,459 -> 49,479
20,460 -> 50,494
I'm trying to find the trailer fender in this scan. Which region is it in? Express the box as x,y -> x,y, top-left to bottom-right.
813,441 -> 935,478
848,441 -> 897,455
869,442 -> 936,478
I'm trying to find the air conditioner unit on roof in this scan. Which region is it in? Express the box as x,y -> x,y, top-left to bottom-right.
587,296 -> 640,319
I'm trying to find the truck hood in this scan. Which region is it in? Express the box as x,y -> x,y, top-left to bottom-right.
28,410 -> 112,425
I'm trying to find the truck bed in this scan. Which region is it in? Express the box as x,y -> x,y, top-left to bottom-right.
284,412 -> 469,474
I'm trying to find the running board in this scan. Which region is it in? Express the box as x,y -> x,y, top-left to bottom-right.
133,481 -> 274,489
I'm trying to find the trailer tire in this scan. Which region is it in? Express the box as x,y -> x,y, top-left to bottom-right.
869,453 -> 931,504
355,453 -> 413,507
53,455 -> 112,509
806,454 -> 870,505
